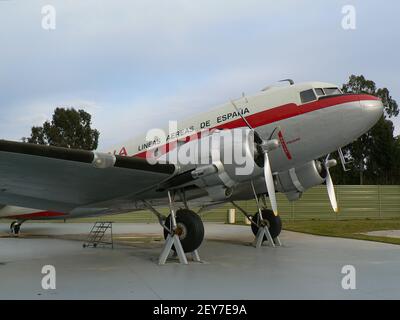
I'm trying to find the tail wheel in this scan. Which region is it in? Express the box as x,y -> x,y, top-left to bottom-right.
10,221 -> 16,233
13,224 -> 21,235
163,209 -> 204,253
10,221 -> 21,235
251,209 -> 282,240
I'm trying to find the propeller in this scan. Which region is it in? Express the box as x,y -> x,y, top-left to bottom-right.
324,154 -> 338,213
231,100 -> 279,215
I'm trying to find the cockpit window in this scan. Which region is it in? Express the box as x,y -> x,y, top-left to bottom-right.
315,88 -> 325,96
300,89 -> 317,103
324,87 -> 342,95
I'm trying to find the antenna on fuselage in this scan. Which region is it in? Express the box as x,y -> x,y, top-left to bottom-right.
279,79 -> 294,85
261,79 -> 294,91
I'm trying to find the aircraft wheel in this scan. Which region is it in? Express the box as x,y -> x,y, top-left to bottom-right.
251,209 -> 282,240
163,209 -> 204,253
10,222 -> 21,235
10,221 -> 16,233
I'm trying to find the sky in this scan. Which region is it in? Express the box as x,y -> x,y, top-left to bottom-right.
0,0 -> 399,150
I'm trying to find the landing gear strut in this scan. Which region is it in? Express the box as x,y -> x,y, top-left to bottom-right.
231,181 -> 283,248
10,221 -> 23,235
143,191 -> 204,265
251,209 -> 282,246
163,209 -> 204,254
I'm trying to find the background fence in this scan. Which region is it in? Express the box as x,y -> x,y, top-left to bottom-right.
77,185 -> 400,223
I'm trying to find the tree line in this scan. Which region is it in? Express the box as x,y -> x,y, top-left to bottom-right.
331,75 -> 400,185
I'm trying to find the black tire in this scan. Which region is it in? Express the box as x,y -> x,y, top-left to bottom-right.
163,209 -> 204,253
251,209 -> 282,241
13,224 -> 21,234
10,221 -> 16,233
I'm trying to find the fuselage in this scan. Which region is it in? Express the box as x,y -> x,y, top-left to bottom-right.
111,81 -> 382,175
0,81 -> 383,220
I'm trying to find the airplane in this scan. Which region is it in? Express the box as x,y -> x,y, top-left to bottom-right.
0,80 -> 383,262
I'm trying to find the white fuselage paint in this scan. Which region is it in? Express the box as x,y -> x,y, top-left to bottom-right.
0,81 -> 383,219
110,82 -> 381,175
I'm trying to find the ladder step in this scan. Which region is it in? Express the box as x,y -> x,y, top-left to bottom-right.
83,221 -> 114,249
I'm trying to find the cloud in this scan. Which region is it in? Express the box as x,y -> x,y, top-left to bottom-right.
0,0 -> 399,145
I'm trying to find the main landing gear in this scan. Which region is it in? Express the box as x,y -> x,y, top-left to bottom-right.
10,221 -> 24,235
250,209 -> 282,247
231,181 -> 283,248
163,209 -> 204,254
143,191 -> 204,265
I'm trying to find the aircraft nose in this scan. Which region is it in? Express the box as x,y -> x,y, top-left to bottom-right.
359,96 -> 384,125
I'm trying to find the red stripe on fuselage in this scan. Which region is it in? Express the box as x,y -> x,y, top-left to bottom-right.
134,94 -> 378,159
278,131 -> 292,160
6,211 -> 67,220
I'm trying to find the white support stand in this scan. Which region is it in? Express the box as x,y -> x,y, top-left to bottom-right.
158,235 -> 202,265
191,250 -> 202,262
253,227 -> 282,248
234,181 -> 284,249
232,200 -> 283,249
157,191 -> 203,265
159,234 -> 188,265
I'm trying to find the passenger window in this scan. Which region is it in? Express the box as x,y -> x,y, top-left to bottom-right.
315,88 -> 325,96
324,87 -> 342,95
300,89 -> 317,103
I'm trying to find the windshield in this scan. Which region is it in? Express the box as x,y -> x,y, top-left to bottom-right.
315,88 -> 325,97
300,89 -> 317,103
300,86 -> 343,104
324,87 -> 342,95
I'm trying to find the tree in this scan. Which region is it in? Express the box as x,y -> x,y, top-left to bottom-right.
342,75 -> 398,118
335,75 -> 399,184
24,108 -> 100,151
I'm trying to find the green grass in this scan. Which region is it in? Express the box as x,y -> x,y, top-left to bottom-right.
283,218 -> 400,245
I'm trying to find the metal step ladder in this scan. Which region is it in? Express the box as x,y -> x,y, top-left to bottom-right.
83,222 -> 114,249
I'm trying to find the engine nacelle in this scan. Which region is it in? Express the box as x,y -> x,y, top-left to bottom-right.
275,160 -> 326,201
160,128 -> 263,200
201,128 -> 263,188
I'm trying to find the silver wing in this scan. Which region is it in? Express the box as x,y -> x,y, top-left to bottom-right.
0,140 -> 176,214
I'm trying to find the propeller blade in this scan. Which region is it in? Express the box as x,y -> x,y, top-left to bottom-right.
264,152 -> 278,216
230,100 -> 263,144
325,168 -> 338,213
230,100 -> 252,130
230,99 -> 278,215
